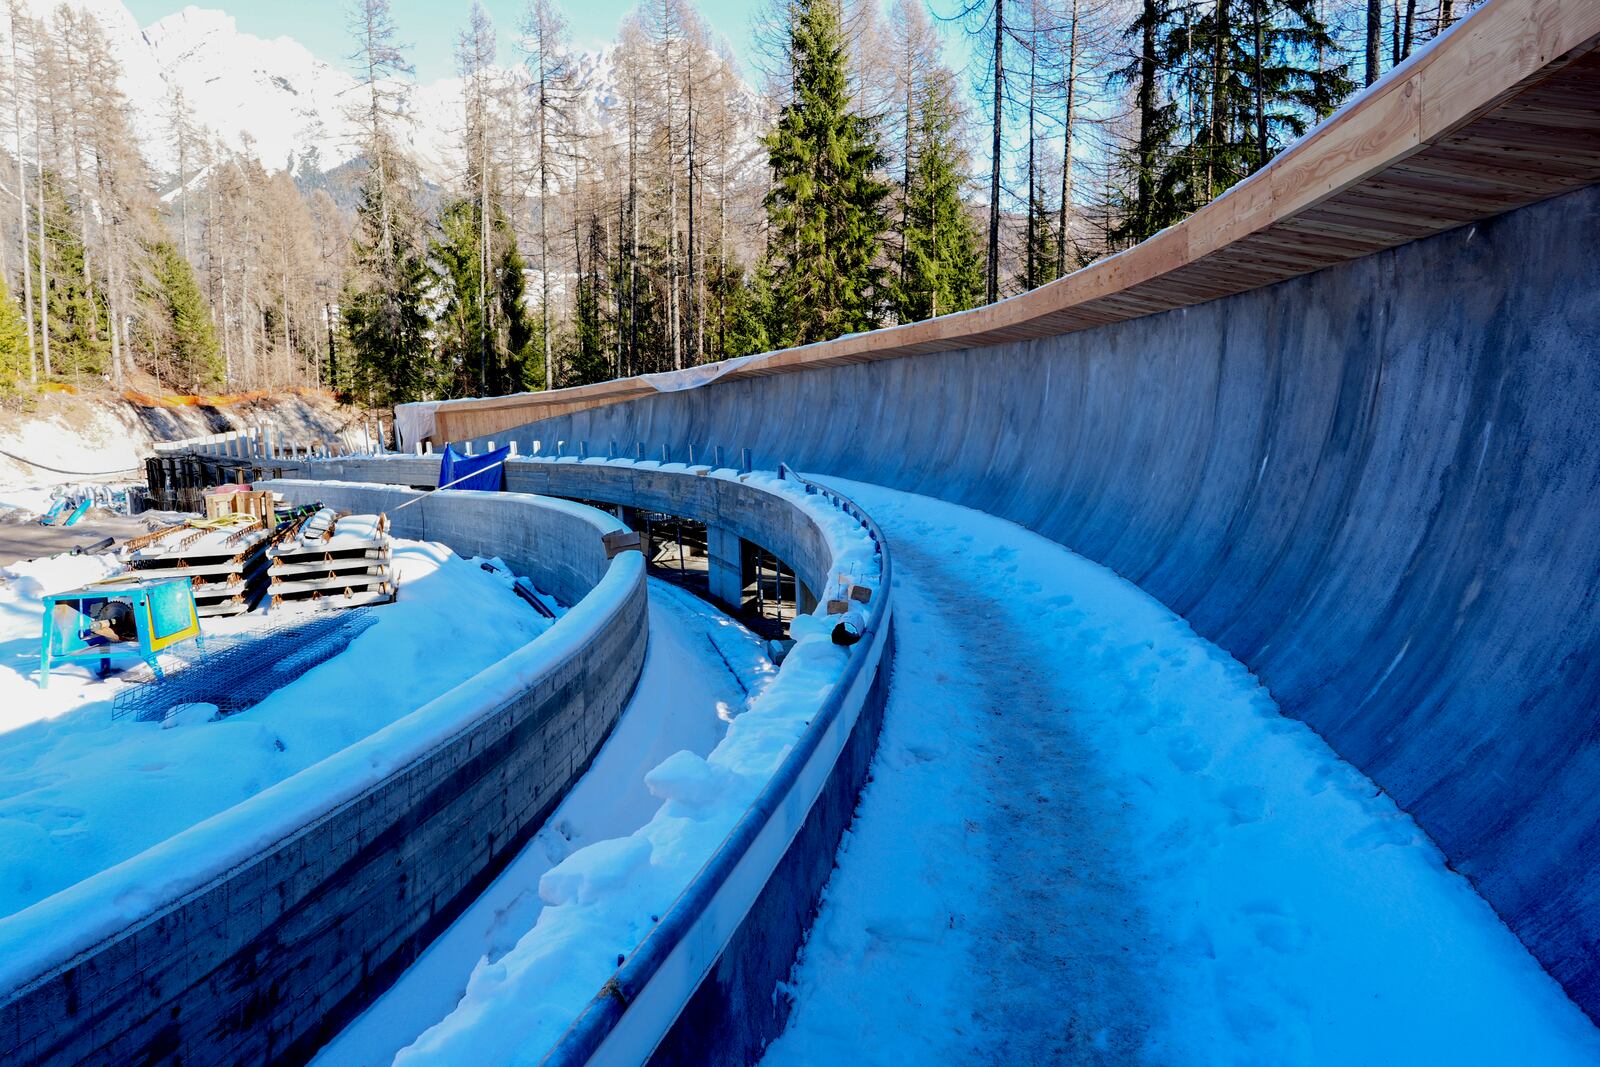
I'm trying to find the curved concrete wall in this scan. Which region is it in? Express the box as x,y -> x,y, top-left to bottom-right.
487,184 -> 1600,1018
276,460 -> 895,1064
0,486 -> 647,1066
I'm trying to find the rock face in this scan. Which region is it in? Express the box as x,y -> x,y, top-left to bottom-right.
498,182 -> 1600,1022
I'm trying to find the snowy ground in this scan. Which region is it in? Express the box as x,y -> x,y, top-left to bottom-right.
761,480 -> 1600,1066
0,535 -> 554,920
314,579 -> 772,1066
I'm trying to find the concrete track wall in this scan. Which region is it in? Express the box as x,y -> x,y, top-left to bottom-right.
485,185 -> 1600,1018
0,487 -> 647,1066
277,461 -> 895,1064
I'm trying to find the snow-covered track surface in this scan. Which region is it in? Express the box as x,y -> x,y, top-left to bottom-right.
0,485 -> 648,1067
276,457 -> 895,1065
762,482 -> 1600,1065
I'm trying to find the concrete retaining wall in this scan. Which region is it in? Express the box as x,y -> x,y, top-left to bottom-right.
0,485 -> 648,1066
484,184 -> 1600,1019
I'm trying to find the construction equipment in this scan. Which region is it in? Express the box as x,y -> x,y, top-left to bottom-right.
38,575 -> 203,688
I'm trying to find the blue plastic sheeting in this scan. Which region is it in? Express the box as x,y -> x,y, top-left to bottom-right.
439,444 -> 509,492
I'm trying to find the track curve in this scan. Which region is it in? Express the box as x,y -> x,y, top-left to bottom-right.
481,181 -> 1600,1018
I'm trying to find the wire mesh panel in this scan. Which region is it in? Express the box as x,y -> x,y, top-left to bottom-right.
111,610 -> 379,723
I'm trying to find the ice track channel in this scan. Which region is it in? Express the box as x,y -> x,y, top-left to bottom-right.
762,481 -> 1600,1067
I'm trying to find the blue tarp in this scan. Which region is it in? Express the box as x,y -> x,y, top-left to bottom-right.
439,444 -> 510,492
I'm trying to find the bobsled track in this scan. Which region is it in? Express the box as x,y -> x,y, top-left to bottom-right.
6,1 -> 1600,1064
406,0 -> 1600,1050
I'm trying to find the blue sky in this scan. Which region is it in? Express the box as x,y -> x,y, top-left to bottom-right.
124,1 -> 783,83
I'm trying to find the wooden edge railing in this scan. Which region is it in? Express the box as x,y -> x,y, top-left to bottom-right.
426,0 -> 1600,444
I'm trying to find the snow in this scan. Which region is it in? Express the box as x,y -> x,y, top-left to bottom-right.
761,479 -> 1600,1066
0,403 -> 151,488
0,526 -> 583,989
16,0 -> 765,187
313,579 -> 771,1067
387,465 -> 882,1066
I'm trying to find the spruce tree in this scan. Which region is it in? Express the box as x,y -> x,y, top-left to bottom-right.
342,166 -> 433,405
724,263 -> 776,358
560,214 -> 610,388
148,242 -> 222,389
32,183 -> 108,381
897,73 -> 984,323
1018,190 -> 1058,292
0,278 -> 27,392
1116,0 -> 1352,244
763,0 -> 890,347
432,197 -> 537,397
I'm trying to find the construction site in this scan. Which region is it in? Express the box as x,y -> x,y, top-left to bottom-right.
3,2 -> 1600,1064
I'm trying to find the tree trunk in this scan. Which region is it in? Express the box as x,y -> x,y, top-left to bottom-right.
1209,0 -> 1229,198
1135,0 -> 1158,235
537,47 -> 552,391
1253,0 -> 1267,171
1024,31 -> 1036,289
35,103 -> 49,378
687,76 -> 699,365
1365,0 -> 1382,85
986,0 -> 1004,304
10,19 -> 37,383
1056,0 -> 1078,278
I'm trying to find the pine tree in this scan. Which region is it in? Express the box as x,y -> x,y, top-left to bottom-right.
148,241 -> 222,388
342,171 -> 433,404
432,198 -> 536,397
763,0 -> 890,347
898,72 -> 984,323
32,181 -> 108,380
0,277 -> 27,391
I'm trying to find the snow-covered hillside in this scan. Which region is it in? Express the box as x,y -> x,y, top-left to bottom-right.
19,0 -> 765,187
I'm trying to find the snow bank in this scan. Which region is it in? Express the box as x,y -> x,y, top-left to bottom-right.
0,525 -> 628,995
393,464 -> 883,1066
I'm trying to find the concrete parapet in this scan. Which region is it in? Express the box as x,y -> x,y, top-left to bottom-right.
273,459 -> 896,1065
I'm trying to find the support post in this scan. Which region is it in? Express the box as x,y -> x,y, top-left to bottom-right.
707,526 -> 744,610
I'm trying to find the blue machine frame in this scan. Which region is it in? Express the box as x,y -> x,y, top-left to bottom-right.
38,576 -> 203,689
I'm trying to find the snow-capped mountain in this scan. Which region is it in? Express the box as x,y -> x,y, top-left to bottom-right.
19,0 -> 765,189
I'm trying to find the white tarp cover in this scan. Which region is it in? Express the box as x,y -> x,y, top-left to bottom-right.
394,402 -> 442,449
397,353 -> 771,447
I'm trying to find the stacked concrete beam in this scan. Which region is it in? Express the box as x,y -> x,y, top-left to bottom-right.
266,510 -> 396,612
122,521 -> 273,618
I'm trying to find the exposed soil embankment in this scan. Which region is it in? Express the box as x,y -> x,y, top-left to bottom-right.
0,386 -> 359,487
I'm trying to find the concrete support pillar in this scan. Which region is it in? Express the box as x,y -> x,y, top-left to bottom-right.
797,581 -> 819,615
707,525 -> 744,611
